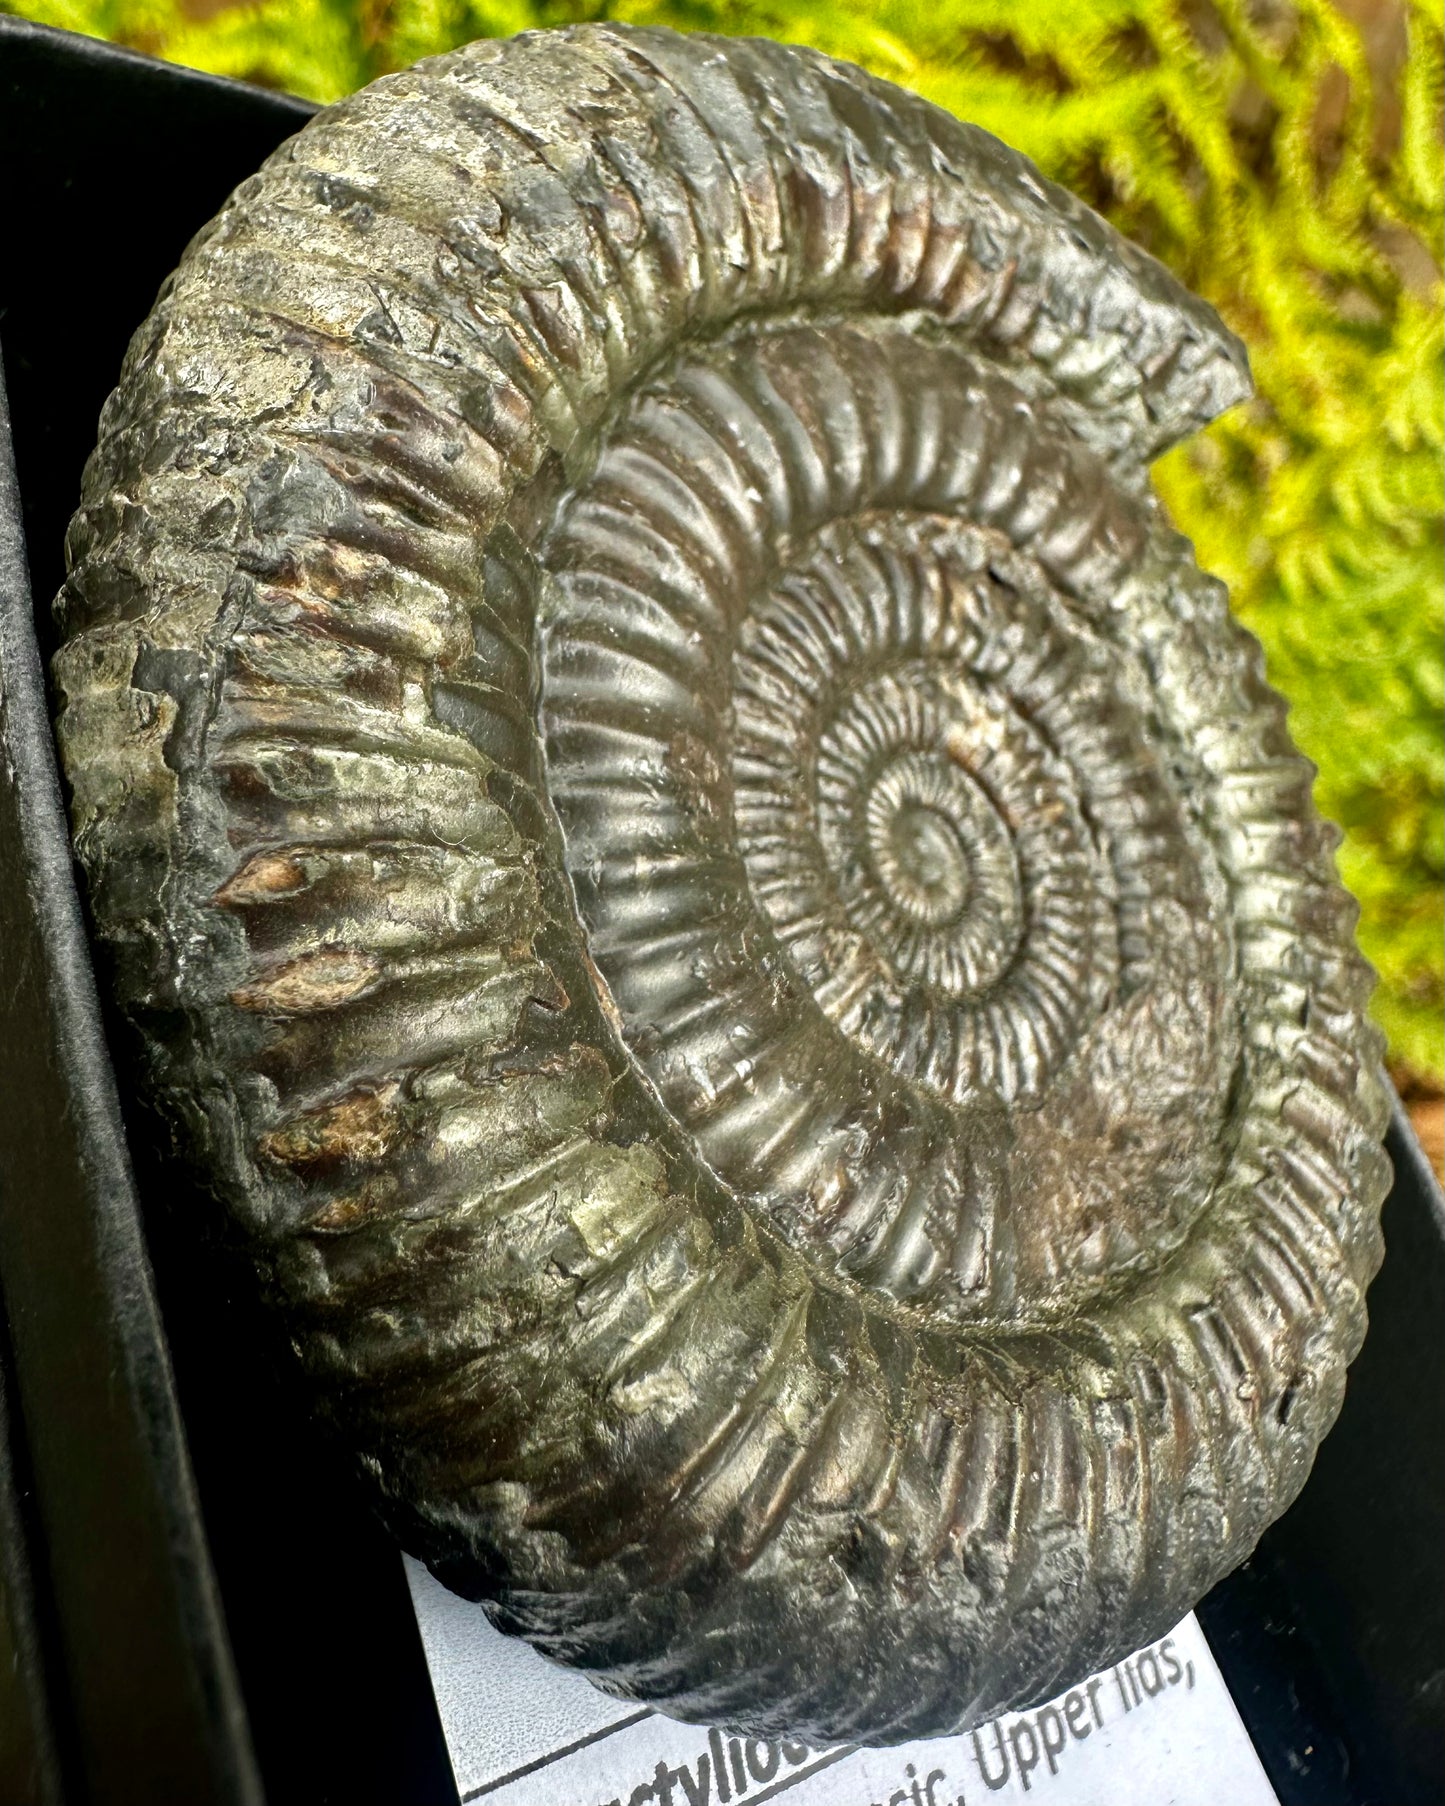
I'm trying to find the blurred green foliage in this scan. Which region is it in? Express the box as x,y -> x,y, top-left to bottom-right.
6,0 -> 1443,1080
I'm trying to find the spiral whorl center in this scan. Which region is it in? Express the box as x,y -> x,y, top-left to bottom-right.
816,689 -> 1024,1002
540,320 -> 1243,1321
876,799 -> 969,924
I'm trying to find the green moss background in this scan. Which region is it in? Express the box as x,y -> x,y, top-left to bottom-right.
6,0 -> 1443,1088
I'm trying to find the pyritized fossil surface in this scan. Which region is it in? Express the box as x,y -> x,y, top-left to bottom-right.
52,24 -> 1391,1744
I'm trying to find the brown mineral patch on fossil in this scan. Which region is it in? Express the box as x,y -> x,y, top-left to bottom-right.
214,851 -> 310,907
258,1082 -> 406,1173
231,948 -> 382,1015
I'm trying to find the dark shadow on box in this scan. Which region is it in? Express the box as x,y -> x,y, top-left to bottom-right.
0,16 -> 1439,1805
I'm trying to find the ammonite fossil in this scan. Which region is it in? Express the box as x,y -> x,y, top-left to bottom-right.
52,25 -> 1391,1744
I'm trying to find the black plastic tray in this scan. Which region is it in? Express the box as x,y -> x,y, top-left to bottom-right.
0,17 -> 1440,1805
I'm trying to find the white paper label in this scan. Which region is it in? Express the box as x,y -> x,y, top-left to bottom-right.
406,1560 -> 1279,1806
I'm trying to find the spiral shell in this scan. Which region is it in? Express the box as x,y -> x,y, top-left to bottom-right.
52,25 -> 1390,1743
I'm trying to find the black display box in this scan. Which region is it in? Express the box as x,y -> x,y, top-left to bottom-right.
0,18 -> 1440,1805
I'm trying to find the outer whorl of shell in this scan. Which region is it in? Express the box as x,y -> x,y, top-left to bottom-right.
53,25 -> 1391,1744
